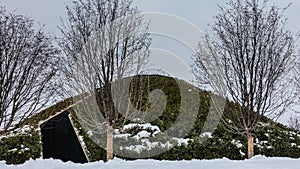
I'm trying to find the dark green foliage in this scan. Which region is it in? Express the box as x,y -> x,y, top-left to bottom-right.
1,75 -> 300,164
16,99 -> 73,129
253,125 -> 300,158
0,127 -> 41,164
128,75 -> 182,131
150,126 -> 247,161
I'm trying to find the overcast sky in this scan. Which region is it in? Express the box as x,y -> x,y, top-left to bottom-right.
1,0 -> 299,34
1,0 -> 299,124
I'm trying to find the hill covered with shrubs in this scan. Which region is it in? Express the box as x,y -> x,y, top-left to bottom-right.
1,75 -> 300,164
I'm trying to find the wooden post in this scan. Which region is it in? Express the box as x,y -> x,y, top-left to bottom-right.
247,136 -> 254,159
106,125 -> 114,161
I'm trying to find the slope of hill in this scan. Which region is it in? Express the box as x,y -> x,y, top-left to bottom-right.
1,75 -> 300,165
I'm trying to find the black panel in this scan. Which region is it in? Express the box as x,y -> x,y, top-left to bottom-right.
41,111 -> 88,163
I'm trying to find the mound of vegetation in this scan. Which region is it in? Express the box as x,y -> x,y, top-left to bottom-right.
1,75 -> 300,164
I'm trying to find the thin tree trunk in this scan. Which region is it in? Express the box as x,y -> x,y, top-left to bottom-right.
106,125 -> 114,161
247,136 -> 254,159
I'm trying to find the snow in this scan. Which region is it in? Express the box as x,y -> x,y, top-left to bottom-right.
231,139 -> 243,148
200,132 -> 212,138
1,156 -> 300,169
86,130 -> 93,137
114,133 -> 131,139
7,148 -> 18,153
239,150 -> 246,156
114,122 -> 195,152
114,123 -> 176,152
125,145 -> 146,153
0,125 -> 35,140
8,147 -> 30,154
123,123 -> 161,133
134,131 -> 151,139
172,138 -> 193,146
122,139 -> 173,153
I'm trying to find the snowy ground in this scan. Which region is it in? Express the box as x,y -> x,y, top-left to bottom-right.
1,156 -> 300,169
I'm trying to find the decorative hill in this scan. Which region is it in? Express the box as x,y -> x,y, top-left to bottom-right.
1,75 -> 300,165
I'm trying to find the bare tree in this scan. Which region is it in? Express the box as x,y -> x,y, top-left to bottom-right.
0,6 -> 60,134
193,0 -> 297,159
59,0 -> 150,161
295,55 -> 300,101
288,115 -> 300,132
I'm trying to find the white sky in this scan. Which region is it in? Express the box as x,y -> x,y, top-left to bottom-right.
1,0 -> 299,34
0,0 -> 299,124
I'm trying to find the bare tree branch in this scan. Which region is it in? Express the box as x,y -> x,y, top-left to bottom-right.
288,115 -> 300,132
0,6 -> 60,134
59,0 -> 151,161
193,0 -> 297,159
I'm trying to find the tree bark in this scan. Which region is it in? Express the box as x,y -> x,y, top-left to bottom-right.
247,136 -> 254,159
193,0 -> 296,159
106,125 -> 114,161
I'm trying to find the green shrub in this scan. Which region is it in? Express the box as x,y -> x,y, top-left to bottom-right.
0,128 -> 41,164
2,75 -> 300,164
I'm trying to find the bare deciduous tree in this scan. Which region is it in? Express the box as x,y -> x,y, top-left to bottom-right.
59,0 -> 150,161
295,55 -> 300,101
193,0 -> 297,159
0,6 -> 60,134
288,115 -> 300,132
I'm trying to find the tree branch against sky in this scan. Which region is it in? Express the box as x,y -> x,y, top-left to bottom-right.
0,6 -> 60,134
193,0 -> 298,159
0,0 -> 299,162
59,0 -> 151,161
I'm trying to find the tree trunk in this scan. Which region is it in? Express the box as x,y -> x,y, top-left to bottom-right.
247,136 -> 254,159
106,125 -> 114,161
